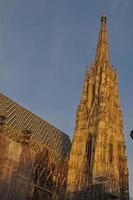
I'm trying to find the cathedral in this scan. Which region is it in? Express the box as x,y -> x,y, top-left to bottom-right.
0,16 -> 129,200
66,16 -> 129,200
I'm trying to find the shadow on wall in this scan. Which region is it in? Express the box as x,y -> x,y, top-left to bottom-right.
0,133 -> 67,200
0,134 -> 36,200
66,184 -> 120,200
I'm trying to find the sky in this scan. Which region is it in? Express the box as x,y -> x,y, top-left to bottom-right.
0,0 -> 133,198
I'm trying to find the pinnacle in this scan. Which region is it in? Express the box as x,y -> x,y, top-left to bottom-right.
95,15 -> 110,63
85,65 -> 89,78
80,65 -> 89,102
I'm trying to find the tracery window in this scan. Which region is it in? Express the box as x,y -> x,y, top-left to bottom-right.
86,136 -> 92,167
92,84 -> 95,97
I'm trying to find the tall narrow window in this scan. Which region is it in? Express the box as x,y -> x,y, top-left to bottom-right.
86,136 -> 92,167
109,143 -> 113,163
92,84 -> 95,97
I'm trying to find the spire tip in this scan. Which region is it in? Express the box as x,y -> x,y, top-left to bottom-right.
95,15 -> 109,62
101,15 -> 107,22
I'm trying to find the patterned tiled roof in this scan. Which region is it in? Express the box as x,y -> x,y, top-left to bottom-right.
0,93 -> 71,161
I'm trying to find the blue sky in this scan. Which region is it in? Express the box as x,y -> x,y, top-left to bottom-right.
0,0 -> 133,197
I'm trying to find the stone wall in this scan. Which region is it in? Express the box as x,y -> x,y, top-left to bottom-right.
0,132 -> 69,200
0,134 -> 35,200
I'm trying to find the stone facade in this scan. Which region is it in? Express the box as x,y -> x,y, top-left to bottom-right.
66,16 -> 129,200
0,93 -> 71,200
0,134 -> 36,200
0,126 -> 68,200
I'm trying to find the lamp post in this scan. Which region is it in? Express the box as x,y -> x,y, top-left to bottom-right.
130,130 -> 133,140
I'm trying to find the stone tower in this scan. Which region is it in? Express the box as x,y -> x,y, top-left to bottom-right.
66,16 -> 129,200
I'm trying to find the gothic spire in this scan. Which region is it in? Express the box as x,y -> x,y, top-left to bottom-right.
95,15 -> 110,63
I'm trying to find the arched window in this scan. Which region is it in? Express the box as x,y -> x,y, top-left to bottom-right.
109,136 -> 114,163
86,136 -> 92,167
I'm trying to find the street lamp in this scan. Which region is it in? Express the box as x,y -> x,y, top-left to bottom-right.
130,130 -> 133,140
